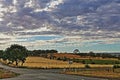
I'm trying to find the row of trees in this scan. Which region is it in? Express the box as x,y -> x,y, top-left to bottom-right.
28,49 -> 58,57
73,49 -> 120,59
76,52 -> 120,59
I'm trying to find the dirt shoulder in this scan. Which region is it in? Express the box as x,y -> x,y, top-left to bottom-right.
62,68 -> 120,80
0,67 -> 18,79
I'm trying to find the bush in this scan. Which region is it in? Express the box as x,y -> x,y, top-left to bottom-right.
57,57 -> 61,60
91,61 -> 95,64
82,60 -> 86,64
85,64 -> 90,68
63,57 -> 68,61
115,61 -> 120,64
113,64 -> 120,68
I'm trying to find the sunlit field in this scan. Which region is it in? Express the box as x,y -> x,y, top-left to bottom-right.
54,53 -> 119,60
1,56 -> 119,79
64,68 -> 120,79
23,57 -> 85,68
53,53 -> 120,64
22,57 -> 113,69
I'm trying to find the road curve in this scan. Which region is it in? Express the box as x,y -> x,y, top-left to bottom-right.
0,63 -> 108,80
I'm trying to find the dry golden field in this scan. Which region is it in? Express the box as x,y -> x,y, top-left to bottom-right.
22,57 -> 113,69
23,57 -> 84,68
64,68 -> 120,79
53,53 -> 118,60
53,53 -> 82,59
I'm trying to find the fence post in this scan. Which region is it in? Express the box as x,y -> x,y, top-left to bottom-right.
63,68 -> 66,72
75,68 -> 77,73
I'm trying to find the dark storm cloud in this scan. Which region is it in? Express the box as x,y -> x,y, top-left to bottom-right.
52,0 -> 113,17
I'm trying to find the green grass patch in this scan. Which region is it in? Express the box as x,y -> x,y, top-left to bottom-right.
72,59 -> 120,64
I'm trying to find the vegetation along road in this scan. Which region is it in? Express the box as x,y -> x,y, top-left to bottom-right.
0,63 -> 109,80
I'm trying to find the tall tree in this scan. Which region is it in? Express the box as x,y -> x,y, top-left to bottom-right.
73,49 -> 80,54
5,44 -> 28,66
0,50 -> 4,59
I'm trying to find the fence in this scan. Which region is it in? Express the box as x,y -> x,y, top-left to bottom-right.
63,67 -> 120,73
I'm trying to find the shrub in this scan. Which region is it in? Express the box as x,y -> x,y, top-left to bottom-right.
82,60 -> 86,64
113,64 -> 120,68
91,61 -> 95,64
57,57 -> 61,60
114,61 -> 120,64
63,57 -> 68,61
85,64 -> 90,68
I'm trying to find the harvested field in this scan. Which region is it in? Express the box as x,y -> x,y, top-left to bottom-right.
53,53 -> 119,60
23,57 -> 84,68
22,57 -> 113,69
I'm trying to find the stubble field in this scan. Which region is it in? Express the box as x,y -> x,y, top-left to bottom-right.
22,57 -> 113,69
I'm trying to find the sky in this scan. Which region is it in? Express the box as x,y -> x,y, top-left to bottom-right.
0,0 -> 120,53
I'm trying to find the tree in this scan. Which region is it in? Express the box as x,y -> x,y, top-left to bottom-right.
5,44 -> 28,66
118,55 -> 120,60
85,64 -> 90,68
89,51 -> 96,57
73,49 -> 80,54
0,50 -> 4,59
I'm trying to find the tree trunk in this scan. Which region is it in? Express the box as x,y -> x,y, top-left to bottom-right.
15,60 -> 18,66
21,62 -> 23,66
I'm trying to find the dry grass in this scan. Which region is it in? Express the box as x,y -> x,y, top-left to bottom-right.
23,57 -> 85,68
89,64 -> 113,68
0,69 -> 17,79
21,57 -> 113,69
65,68 -> 120,79
54,53 -> 81,59
53,53 -> 118,60
0,56 -> 113,69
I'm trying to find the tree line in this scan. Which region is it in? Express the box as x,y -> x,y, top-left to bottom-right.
73,49 -> 120,59
27,49 -> 58,57
76,51 -> 120,59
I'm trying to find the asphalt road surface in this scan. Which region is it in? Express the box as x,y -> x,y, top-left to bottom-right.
0,63 -> 109,80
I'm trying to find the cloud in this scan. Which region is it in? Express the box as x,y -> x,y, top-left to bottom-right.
0,0 -> 120,51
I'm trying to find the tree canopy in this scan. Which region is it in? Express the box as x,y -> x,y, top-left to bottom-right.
5,44 -> 28,66
73,49 -> 80,54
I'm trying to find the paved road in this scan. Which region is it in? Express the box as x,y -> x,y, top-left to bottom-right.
0,63 -> 108,80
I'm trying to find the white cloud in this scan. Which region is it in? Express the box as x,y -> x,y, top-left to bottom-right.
0,0 -> 120,51
46,0 -> 63,11
34,0 -> 64,12
13,0 -> 17,5
0,33 -> 13,38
